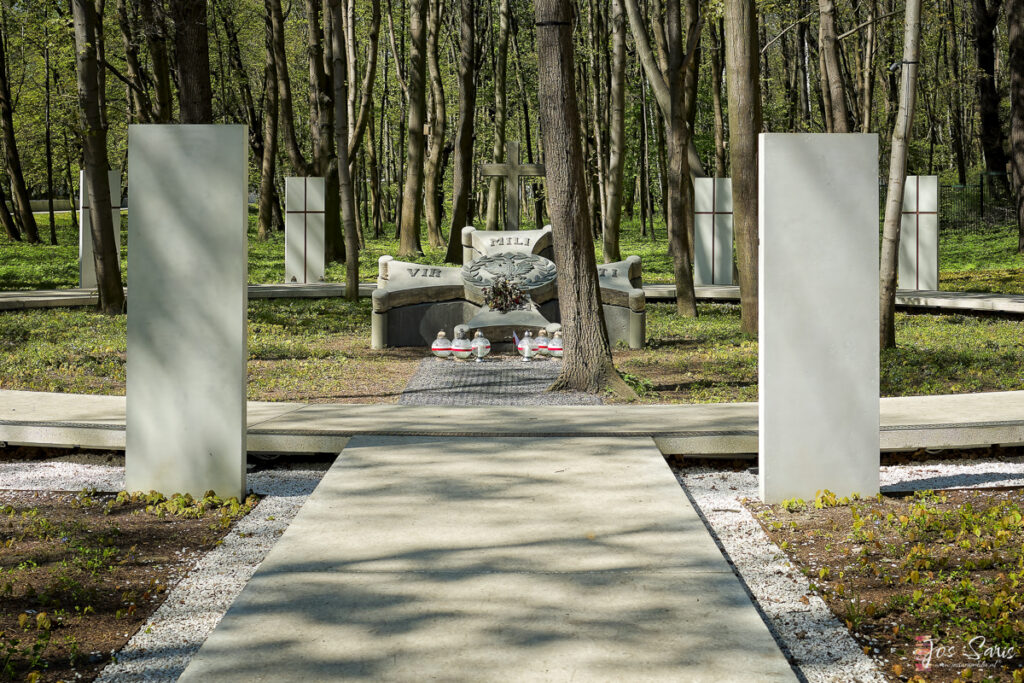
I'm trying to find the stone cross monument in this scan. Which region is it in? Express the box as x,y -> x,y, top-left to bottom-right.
479,141 -> 544,231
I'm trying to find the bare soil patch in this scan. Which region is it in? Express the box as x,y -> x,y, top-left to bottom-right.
749,489 -> 1024,681
0,489 -> 256,682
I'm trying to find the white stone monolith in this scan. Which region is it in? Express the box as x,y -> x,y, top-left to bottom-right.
126,125 -> 248,499
79,169 -> 122,289
758,133 -> 879,504
898,175 -> 939,291
693,177 -> 734,285
284,177 -> 326,284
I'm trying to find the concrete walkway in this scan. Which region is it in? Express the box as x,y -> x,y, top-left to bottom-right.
3,283 -> 1023,315
179,435 -> 795,682
2,388 -> 1023,457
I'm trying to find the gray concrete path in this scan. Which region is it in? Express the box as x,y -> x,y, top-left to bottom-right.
2,388 -> 1023,456
179,435 -> 795,682
4,283 -> 1023,315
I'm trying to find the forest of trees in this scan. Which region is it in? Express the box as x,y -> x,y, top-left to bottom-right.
2,1 -> 1023,305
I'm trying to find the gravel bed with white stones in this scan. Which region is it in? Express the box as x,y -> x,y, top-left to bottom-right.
2,453 -> 1023,681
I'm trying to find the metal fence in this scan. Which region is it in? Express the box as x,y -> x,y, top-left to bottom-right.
880,172 -> 1016,234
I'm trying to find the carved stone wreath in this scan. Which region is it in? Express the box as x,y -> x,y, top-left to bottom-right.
461,252 -> 557,292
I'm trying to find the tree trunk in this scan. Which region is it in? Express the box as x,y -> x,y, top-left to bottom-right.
724,0 -> 762,336
258,1 -> 279,241
399,0 -> 428,256
944,0 -> 967,184
535,0 -> 635,399
44,35 -> 57,245
603,0 -> 626,262
974,0 -> 1011,194
423,0 -> 446,248
818,0 -> 850,132
710,18 -> 727,177
879,0 -> 922,349
116,0 -> 155,123
1009,0 -> 1024,253
486,0 -> 511,230
329,0 -> 360,299
445,0 -> 477,262
0,23 -> 38,242
623,0 -> 699,316
171,0 -> 213,123
72,0 -> 124,315
139,0 -> 173,122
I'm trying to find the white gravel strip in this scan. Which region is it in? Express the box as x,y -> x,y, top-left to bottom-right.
679,466 -> 885,683
94,463 -> 329,682
3,454 -> 1022,681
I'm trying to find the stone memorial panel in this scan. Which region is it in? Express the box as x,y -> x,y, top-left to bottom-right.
285,177 -> 326,283
898,175 -> 938,291
462,225 -> 553,264
693,177 -> 734,285
126,125 -> 248,499
758,133 -> 879,504
79,169 -> 122,289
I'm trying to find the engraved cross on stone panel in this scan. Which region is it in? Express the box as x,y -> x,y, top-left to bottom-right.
479,141 -> 545,231
285,177 -> 326,284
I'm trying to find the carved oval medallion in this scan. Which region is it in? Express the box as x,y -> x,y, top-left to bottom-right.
462,253 -> 557,292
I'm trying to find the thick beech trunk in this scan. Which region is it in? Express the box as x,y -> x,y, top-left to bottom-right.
171,0 -> 213,123
724,0 -> 762,336
535,0 -> 635,399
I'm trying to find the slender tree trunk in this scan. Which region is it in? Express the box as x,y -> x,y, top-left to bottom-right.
445,0 -> 477,262
945,0 -> 967,184
258,2 -> 279,241
486,0 -> 511,230
399,0 -> 428,255
1009,0 -> 1024,253
44,35 -> 57,245
116,0 -> 155,123
879,0 -> 922,348
535,0 -> 635,398
139,0 -> 173,122
724,0 -> 762,336
602,0 -> 626,262
171,0 -> 213,123
818,0 -> 850,132
423,0 -> 446,247
710,18 -> 727,176
0,23 -> 38,242
329,0 -> 360,299
860,0 -> 876,131
72,0 -> 124,314
512,31 -> 544,227
974,0 -> 1010,193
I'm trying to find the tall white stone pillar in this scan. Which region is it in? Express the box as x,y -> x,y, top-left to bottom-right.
758,134 -> 880,504
126,125 -> 248,499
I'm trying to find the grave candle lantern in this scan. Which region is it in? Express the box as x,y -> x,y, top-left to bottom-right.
431,331 -> 452,358
451,329 -> 473,360
534,330 -> 550,357
471,331 -> 491,362
548,330 -> 563,358
517,330 -> 535,362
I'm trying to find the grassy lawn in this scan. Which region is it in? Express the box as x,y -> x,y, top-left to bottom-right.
2,299 -> 1022,403
1,211 -> 1020,292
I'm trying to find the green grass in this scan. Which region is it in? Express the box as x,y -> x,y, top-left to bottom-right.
2,211 -> 1020,292
3,298 -> 1023,403
613,303 -> 1024,403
